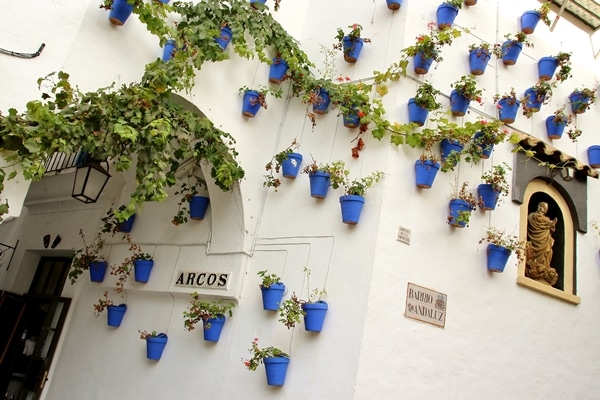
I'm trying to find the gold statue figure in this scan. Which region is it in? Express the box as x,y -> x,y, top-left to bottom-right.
526,202 -> 559,286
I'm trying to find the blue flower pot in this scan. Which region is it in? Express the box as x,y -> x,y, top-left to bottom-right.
440,138 -> 463,164
203,315 -> 226,342
545,116 -> 566,140
313,88 -> 331,114
118,214 -> 136,233
302,301 -> 328,332
448,199 -> 471,228
261,283 -> 286,311
469,48 -> 491,76
215,26 -> 232,50
497,98 -> 520,124
281,153 -> 302,178
413,52 -> 433,74
487,244 -> 511,272
250,0 -> 267,7
264,357 -> 290,386
242,90 -> 262,117
343,110 -> 360,128
450,90 -> 470,117
386,0 -> 402,10
162,39 -> 176,62
109,0 -> 133,26
146,333 -> 168,360
269,57 -> 289,84
134,259 -> 154,283
472,132 -> 495,159
309,172 -> 331,199
89,261 -> 108,283
524,88 -> 543,114
520,10 -> 541,34
538,56 -> 558,81
569,91 -> 592,114
342,36 -> 364,63
407,98 -> 429,126
339,195 -> 365,225
478,184 -> 499,211
107,304 -> 127,327
414,159 -> 440,189
190,196 -> 210,220
588,145 -> 600,168
501,41 -> 523,65
436,3 -> 459,30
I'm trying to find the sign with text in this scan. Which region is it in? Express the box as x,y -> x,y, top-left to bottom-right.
405,282 -> 447,328
175,271 -> 230,289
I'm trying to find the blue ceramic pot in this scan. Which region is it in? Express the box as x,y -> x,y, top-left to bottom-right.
89,261 -> 108,283
407,98 -> 429,127
538,56 -> 558,81
261,283 -> 286,310
313,88 -> 331,114
269,57 -> 289,84
487,244 -> 511,272
497,98 -> 520,124
107,304 -> 127,327
146,333 -> 168,360
545,116 -> 566,140
342,36 -> 364,63
501,41 -> 523,65
134,259 -> 154,283
109,0 -> 133,26
203,315 -> 226,342
520,10 -> 541,34
469,48 -> 491,75
302,301 -> 328,332
281,153 -> 302,178
339,195 -> 365,225
414,159 -> 440,189
450,90 -> 470,116
190,196 -> 210,220
478,184 -> 499,211
309,172 -> 331,199
264,357 -> 290,386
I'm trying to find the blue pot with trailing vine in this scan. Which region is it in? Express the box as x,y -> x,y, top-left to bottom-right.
89,261 -> 108,282
440,138 -> 463,164
313,88 -> 331,114
264,357 -> 290,386
448,199 -> 471,228
436,3 -> 459,30
203,315 -> 226,342
107,304 -> 127,327
524,88 -> 543,113
538,56 -> 558,81
569,91 -> 591,114
309,171 -> 331,199
108,0 -> 133,26
413,52 -> 433,75
450,90 -> 470,116
487,244 -> 511,272
162,40 -> 176,62
414,159 -> 440,189
242,90 -> 262,117
339,195 -> 365,225
478,184 -> 499,210
545,116 -> 566,140
472,132 -> 494,159
269,57 -> 289,84
497,98 -> 520,124
520,10 -> 541,34
250,0 -> 267,7
134,260 -> 154,283
215,26 -> 232,50
343,109 -> 360,128
469,48 -> 491,75
281,153 -> 302,178
261,283 -> 286,311
302,301 -> 328,332
342,36 -> 364,63
501,41 -> 523,65
407,98 -> 428,126
118,214 -> 136,233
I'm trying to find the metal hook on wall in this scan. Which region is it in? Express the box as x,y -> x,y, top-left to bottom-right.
0,43 -> 45,59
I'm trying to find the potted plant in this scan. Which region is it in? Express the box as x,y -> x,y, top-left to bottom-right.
330,76 -> 373,128
215,22 -> 233,50
339,170 -> 385,224
333,23 -> 371,63
69,229 -> 106,284
522,80 -> 555,117
172,174 -> 209,225
183,292 -> 236,342
432,116 -> 478,170
239,85 -> 283,117
569,86 -> 598,114
401,22 -> 463,74
437,0 -> 462,30
100,0 -> 133,26
479,227 -> 529,272
299,267 -> 328,332
448,181 -> 477,228
538,51 -> 572,82
478,162 -> 511,210
139,330 -> 168,360
93,291 -> 127,327
133,252 -> 154,283
493,87 -> 520,124
268,54 -> 289,84
408,81 -> 442,126
449,75 -> 484,116
493,32 -> 533,65
301,158 -> 348,199
467,42 -> 492,75
263,139 -> 302,190
545,106 -> 581,141
258,270 -> 285,311
520,2 -> 552,34
278,292 -> 305,329
242,338 -> 290,386
464,119 -> 507,162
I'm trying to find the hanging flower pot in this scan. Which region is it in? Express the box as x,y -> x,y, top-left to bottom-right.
281,153 -> 303,178
448,199 -> 470,228
107,304 -> 127,327
465,0 -> 477,5
134,259 -> 154,283
261,283 -> 286,311
339,195 -> 365,225
524,88 -> 543,114
450,90 -> 470,116
478,184 -> 500,210
497,98 -> 520,124
569,91 -> 592,114
468,48 -> 491,76
486,244 -> 511,272
264,357 -> 290,386
89,261 -> 108,283
203,315 -> 226,342
436,3 -> 459,30
189,196 -> 210,220
108,0 -> 133,26
118,214 -> 136,233
242,90 -> 262,117
588,145 -> 600,168
414,159 -> 440,188
520,10 -> 541,34
440,139 -> 463,163
538,56 -> 558,81
342,37 -> 364,63
413,52 -> 433,75
312,89 -> 331,114
501,41 -> 523,66
215,26 -> 232,50
343,109 -> 360,128
407,98 -> 429,126
146,333 -> 168,361
472,132 -> 495,159
545,116 -> 567,140
386,0 -> 402,10
302,301 -> 328,332
162,40 -> 176,62
250,0 -> 267,7
308,172 -> 331,199
269,57 -> 289,84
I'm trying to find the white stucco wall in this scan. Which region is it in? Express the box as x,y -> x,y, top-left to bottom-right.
2,0 -> 600,399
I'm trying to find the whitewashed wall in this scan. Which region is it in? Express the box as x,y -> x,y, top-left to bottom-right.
1,0 -> 600,399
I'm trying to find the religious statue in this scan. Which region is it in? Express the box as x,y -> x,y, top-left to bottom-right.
526,202 -> 559,286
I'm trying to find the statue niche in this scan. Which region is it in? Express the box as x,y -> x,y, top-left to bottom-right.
526,201 -> 559,286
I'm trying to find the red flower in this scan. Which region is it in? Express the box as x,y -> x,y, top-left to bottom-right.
357,111 -> 365,118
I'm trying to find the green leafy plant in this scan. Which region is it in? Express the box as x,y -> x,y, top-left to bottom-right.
183,292 -> 236,331
479,226 -> 529,265
493,87 -> 518,106
138,330 -> 162,339
333,23 -> 372,54
400,22 -> 463,63
110,239 -> 145,293
171,173 -> 207,226
522,80 -> 555,117
342,170 -> 385,196
242,338 -> 289,371
68,229 -> 105,285
134,252 -> 153,261
414,81 -> 442,111
536,1 -> 552,27
553,51 -> 572,82
257,270 -> 282,288
493,32 -> 533,58
570,86 -> 598,112
468,42 -> 492,54
301,158 -> 349,190
463,119 -> 508,164
449,181 -> 477,226
278,292 -> 305,329
263,139 -> 299,190
302,267 -> 326,303
480,162 -> 511,201
444,0 -> 463,8
451,75 -> 484,103
549,106 -> 581,141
